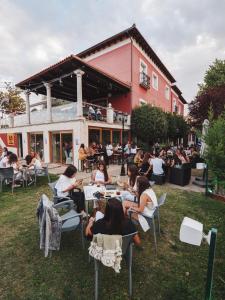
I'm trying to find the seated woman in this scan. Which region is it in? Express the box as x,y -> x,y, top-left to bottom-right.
91,161 -> 111,185
139,153 -> 152,179
123,176 -> 158,218
24,151 -> 35,166
171,148 -> 189,167
78,143 -> 88,170
118,164 -> 139,203
28,152 -> 42,170
55,165 -> 86,215
134,150 -> 143,167
85,197 -> 140,245
0,151 -> 11,168
6,153 -> 23,185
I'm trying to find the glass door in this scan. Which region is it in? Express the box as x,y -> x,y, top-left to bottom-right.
29,133 -> 44,160
51,132 -> 73,164
52,133 -> 61,163
61,133 -> 73,164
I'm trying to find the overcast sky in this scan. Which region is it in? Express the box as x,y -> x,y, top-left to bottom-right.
0,0 -> 225,103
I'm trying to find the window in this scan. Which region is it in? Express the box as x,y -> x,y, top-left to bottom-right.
139,99 -> 147,106
165,85 -> 170,100
173,98 -> 178,113
152,72 -> 158,90
140,59 -> 147,74
139,60 -> 150,89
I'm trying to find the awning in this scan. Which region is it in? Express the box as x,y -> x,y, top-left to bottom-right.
16,55 -> 130,102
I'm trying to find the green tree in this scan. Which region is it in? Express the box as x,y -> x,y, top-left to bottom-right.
0,83 -> 25,114
198,59 -> 225,93
205,112 -> 225,194
131,105 -> 168,148
166,113 -> 189,144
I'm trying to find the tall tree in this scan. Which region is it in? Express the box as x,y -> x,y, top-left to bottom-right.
131,105 -> 168,147
166,113 -> 189,142
0,83 -> 25,114
198,59 -> 225,93
189,85 -> 225,127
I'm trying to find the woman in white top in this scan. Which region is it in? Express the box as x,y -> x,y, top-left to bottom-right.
28,152 -> 42,170
106,142 -> 113,157
123,176 -> 158,217
6,153 -> 23,184
91,161 -> 111,185
55,165 -> 85,214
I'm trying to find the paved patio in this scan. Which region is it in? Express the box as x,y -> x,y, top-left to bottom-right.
48,163 -> 205,193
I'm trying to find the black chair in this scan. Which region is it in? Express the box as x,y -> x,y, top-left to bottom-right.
0,167 -> 15,193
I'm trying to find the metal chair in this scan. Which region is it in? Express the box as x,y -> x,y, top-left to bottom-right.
94,232 -> 137,300
38,194 -> 84,257
128,193 -> 167,254
53,199 -> 85,249
48,181 -> 72,204
34,164 -> 50,186
156,193 -> 167,235
0,167 -> 15,193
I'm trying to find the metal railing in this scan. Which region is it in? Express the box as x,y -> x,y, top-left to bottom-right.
139,72 -> 150,89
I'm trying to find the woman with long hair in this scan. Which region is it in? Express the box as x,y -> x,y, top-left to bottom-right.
85,198 -> 140,245
55,165 -> 86,215
7,153 -> 23,185
139,152 -> 152,179
134,149 -> 143,167
123,176 -> 158,217
78,143 -> 88,161
91,161 -> 111,184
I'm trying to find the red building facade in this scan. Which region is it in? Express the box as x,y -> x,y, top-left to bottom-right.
78,25 -> 186,114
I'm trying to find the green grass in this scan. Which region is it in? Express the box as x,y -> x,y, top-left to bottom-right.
0,177 -> 225,300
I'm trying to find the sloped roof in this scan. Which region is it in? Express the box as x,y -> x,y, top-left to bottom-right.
77,24 -> 176,83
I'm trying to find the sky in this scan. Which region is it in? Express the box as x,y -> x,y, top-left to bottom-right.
0,0 -> 225,104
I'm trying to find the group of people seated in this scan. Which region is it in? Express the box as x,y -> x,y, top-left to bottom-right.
78,141 -> 124,168
88,106 -> 103,121
133,145 -> 199,181
54,160 -> 162,245
0,147 -> 43,187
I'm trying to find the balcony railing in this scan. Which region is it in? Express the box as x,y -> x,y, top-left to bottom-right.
139,72 -> 150,89
0,102 -> 131,128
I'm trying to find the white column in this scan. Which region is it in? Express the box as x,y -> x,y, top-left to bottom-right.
22,131 -> 28,158
74,69 -> 85,117
44,82 -> 52,123
25,90 -> 31,125
106,103 -> 114,124
73,121 -> 88,168
43,130 -> 50,163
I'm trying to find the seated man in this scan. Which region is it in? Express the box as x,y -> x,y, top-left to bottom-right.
150,152 -> 165,176
89,106 -> 96,120
96,108 -> 102,121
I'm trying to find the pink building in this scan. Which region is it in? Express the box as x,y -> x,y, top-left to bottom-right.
78,24 -> 187,113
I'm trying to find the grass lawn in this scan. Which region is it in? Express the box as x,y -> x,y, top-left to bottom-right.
0,177 -> 224,300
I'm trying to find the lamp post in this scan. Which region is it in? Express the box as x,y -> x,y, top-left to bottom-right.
180,217 -> 217,300
120,112 -> 128,176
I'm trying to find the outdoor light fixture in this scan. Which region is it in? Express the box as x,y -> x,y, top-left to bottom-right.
179,217 -> 217,300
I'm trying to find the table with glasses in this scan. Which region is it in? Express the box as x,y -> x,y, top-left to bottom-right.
83,184 -> 124,213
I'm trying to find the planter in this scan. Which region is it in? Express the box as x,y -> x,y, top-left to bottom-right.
209,193 -> 225,203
